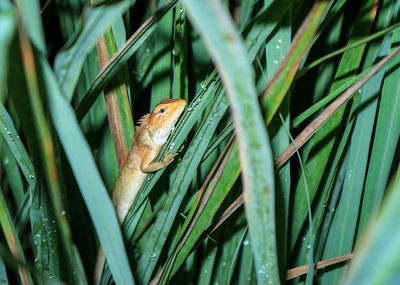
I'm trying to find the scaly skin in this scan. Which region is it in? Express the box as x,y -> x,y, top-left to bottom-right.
94,98 -> 186,285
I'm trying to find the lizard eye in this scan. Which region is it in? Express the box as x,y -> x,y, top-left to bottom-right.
159,108 -> 165,113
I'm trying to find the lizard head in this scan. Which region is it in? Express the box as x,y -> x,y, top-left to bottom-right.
147,98 -> 186,146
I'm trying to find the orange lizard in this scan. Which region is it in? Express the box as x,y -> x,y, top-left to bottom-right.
94,98 -> 186,285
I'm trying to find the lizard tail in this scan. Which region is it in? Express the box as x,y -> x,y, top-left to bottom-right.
94,246 -> 105,285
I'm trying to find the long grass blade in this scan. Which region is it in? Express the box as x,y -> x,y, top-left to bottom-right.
183,0 -> 278,283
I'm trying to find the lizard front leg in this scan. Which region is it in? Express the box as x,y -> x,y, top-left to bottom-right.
140,150 -> 178,173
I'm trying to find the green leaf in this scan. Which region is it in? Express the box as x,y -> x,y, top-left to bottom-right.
38,57 -> 135,285
183,0 -> 278,284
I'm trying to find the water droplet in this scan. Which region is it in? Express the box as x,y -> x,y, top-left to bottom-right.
243,240 -> 249,246
273,60 -> 278,64
258,265 -> 268,275
278,39 -> 282,44
29,174 -> 35,179
179,8 -> 183,13
222,261 -> 226,266
61,210 -> 66,216
200,81 -> 206,89
307,244 -> 311,249
150,252 -> 157,258
172,49 -> 177,55
276,45 -> 280,49
187,107 -> 192,111
302,237 -> 306,242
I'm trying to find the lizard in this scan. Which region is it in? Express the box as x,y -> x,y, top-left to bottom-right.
94,98 -> 186,285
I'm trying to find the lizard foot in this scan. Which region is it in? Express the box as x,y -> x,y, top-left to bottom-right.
162,150 -> 178,166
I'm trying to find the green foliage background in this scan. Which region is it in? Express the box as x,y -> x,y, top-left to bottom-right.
0,0 -> 400,284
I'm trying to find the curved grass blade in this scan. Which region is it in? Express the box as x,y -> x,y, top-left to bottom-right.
38,57 -> 135,285
14,0 -> 135,282
183,0 -> 278,283
54,0 -> 133,100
